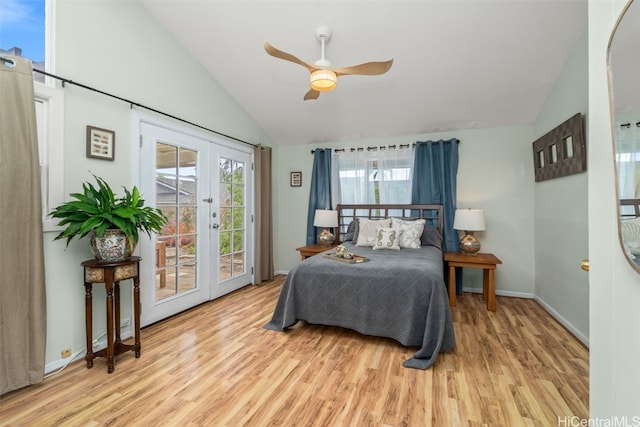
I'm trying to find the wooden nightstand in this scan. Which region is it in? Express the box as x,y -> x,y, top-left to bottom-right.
444,252 -> 502,311
296,244 -> 337,260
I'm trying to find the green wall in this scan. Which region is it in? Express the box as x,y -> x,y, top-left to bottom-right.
533,29 -> 589,343
43,0 -> 271,370
273,124 -> 536,298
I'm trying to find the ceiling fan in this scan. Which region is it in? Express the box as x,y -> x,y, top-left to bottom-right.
264,26 -> 393,101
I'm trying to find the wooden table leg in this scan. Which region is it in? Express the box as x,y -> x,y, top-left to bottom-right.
133,272 -> 141,358
482,269 -> 489,302
104,270 -> 115,374
448,264 -> 457,307
485,268 -> 496,312
114,281 -> 122,349
84,282 -> 94,368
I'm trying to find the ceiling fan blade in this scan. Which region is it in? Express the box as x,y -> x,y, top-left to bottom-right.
304,89 -> 320,101
264,40 -> 317,73
332,59 -> 393,77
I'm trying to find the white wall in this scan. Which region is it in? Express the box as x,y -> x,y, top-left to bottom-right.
533,30 -> 589,343
274,125 -> 536,297
43,0 -> 271,369
588,0 -> 640,417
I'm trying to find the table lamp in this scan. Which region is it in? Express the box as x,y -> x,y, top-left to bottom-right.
453,208 -> 486,254
313,209 -> 338,247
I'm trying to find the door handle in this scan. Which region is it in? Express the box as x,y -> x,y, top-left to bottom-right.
581,259 -> 589,272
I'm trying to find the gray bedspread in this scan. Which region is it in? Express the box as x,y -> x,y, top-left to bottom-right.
264,242 -> 455,369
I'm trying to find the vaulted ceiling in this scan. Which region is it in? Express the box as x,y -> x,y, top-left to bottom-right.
141,0 -> 588,146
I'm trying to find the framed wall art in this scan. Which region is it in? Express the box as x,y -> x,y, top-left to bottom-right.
532,113 -> 586,182
290,171 -> 302,187
86,126 -> 115,161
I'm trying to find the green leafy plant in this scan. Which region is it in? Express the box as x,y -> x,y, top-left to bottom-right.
50,174 -> 168,251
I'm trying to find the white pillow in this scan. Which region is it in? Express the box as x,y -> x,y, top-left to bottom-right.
356,218 -> 391,246
372,227 -> 401,250
391,218 -> 425,249
621,220 -> 640,255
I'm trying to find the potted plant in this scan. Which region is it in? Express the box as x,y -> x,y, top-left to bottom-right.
50,174 -> 168,262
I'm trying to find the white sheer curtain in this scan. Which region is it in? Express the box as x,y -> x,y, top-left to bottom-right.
615,121 -> 640,200
334,148 -> 414,204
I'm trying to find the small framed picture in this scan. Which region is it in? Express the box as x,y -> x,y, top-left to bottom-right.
290,171 -> 302,187
86,126 -> 115,161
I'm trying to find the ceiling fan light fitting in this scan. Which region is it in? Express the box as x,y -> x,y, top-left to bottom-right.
310,70 -> 337,92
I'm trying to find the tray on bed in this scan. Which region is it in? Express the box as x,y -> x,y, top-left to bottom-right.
323,253 -> 370,264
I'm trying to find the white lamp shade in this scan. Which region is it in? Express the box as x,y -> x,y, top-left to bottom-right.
313,209 -> 338,227
453,209 -> 486,231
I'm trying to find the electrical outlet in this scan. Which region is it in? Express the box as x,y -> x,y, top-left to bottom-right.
61,348 -> 72,358
121,317 -> 131,327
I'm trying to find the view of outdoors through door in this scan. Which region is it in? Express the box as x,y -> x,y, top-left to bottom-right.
219,157 -> 245,281
155,143 -> 198,301
140,120 -> 252,325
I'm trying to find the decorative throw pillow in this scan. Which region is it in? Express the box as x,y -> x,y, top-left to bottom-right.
343,219 -> 358,242
356,218 -> 391,246
372,227 -> 401,250
421,225 -> 443,249
391,218 -> 425,248
621,220 -> 640,255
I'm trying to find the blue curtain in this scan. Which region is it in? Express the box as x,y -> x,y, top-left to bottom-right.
306,148 -> 332,244
411,139 -> 462,293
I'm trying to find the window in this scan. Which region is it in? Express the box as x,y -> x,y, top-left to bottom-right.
1,1 -> 62,230
335,149 -> 414,204
0,0 -> 47,82
35,83 -> 64,231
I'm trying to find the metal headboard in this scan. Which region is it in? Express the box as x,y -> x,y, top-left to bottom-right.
335,203 -> 444,243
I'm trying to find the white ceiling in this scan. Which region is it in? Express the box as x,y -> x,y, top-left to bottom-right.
141,0 -> 588,146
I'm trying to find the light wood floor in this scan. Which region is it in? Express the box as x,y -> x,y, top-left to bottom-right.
0,275 -> 588,426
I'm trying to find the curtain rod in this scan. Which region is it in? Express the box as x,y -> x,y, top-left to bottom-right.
0,57 -> 258,149
310,139 -> 460,154
619,122 -> 640,128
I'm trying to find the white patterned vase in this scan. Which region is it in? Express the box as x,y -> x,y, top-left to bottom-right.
89,229 -> 134,262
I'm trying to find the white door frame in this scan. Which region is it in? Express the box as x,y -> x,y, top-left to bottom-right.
131,111 -> 255,326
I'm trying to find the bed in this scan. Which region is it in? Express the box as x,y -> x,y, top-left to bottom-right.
264,204 -> 455,369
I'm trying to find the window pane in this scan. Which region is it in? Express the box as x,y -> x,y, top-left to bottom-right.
233,230 -> 244,252
220,255 -> 231,280
232,253 -> 244,275
337,150 -> 413,204
220,207 -> 231,230
156,266 -> 177,301
220,231 -> 231,255
178,262 -> 197,292
0,0 -> 46,81
232,161 -> 244,184
220,183 -> 232,207
220,158 -> 232,183
232,208 -> 244,229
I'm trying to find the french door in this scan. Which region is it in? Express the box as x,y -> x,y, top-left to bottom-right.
138,121 -> 253,326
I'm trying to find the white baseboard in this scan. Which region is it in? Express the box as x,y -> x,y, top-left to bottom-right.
533,295 -> 589,347
44,327 -> 133,375
463,286 -> 534,299
463,287 -> 588,347
274,270 -> 289,276
45,349 -> 86,375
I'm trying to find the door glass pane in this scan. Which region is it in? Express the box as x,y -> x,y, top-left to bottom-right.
232,253 -> 244,275
218,157 -> 245,280
220,231 -> 231,255
220,255 -> 231,280
220,207 -> 231,230
156,142 -> 199,301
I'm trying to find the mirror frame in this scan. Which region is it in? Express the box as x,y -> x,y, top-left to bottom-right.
608,0 -> 640,274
